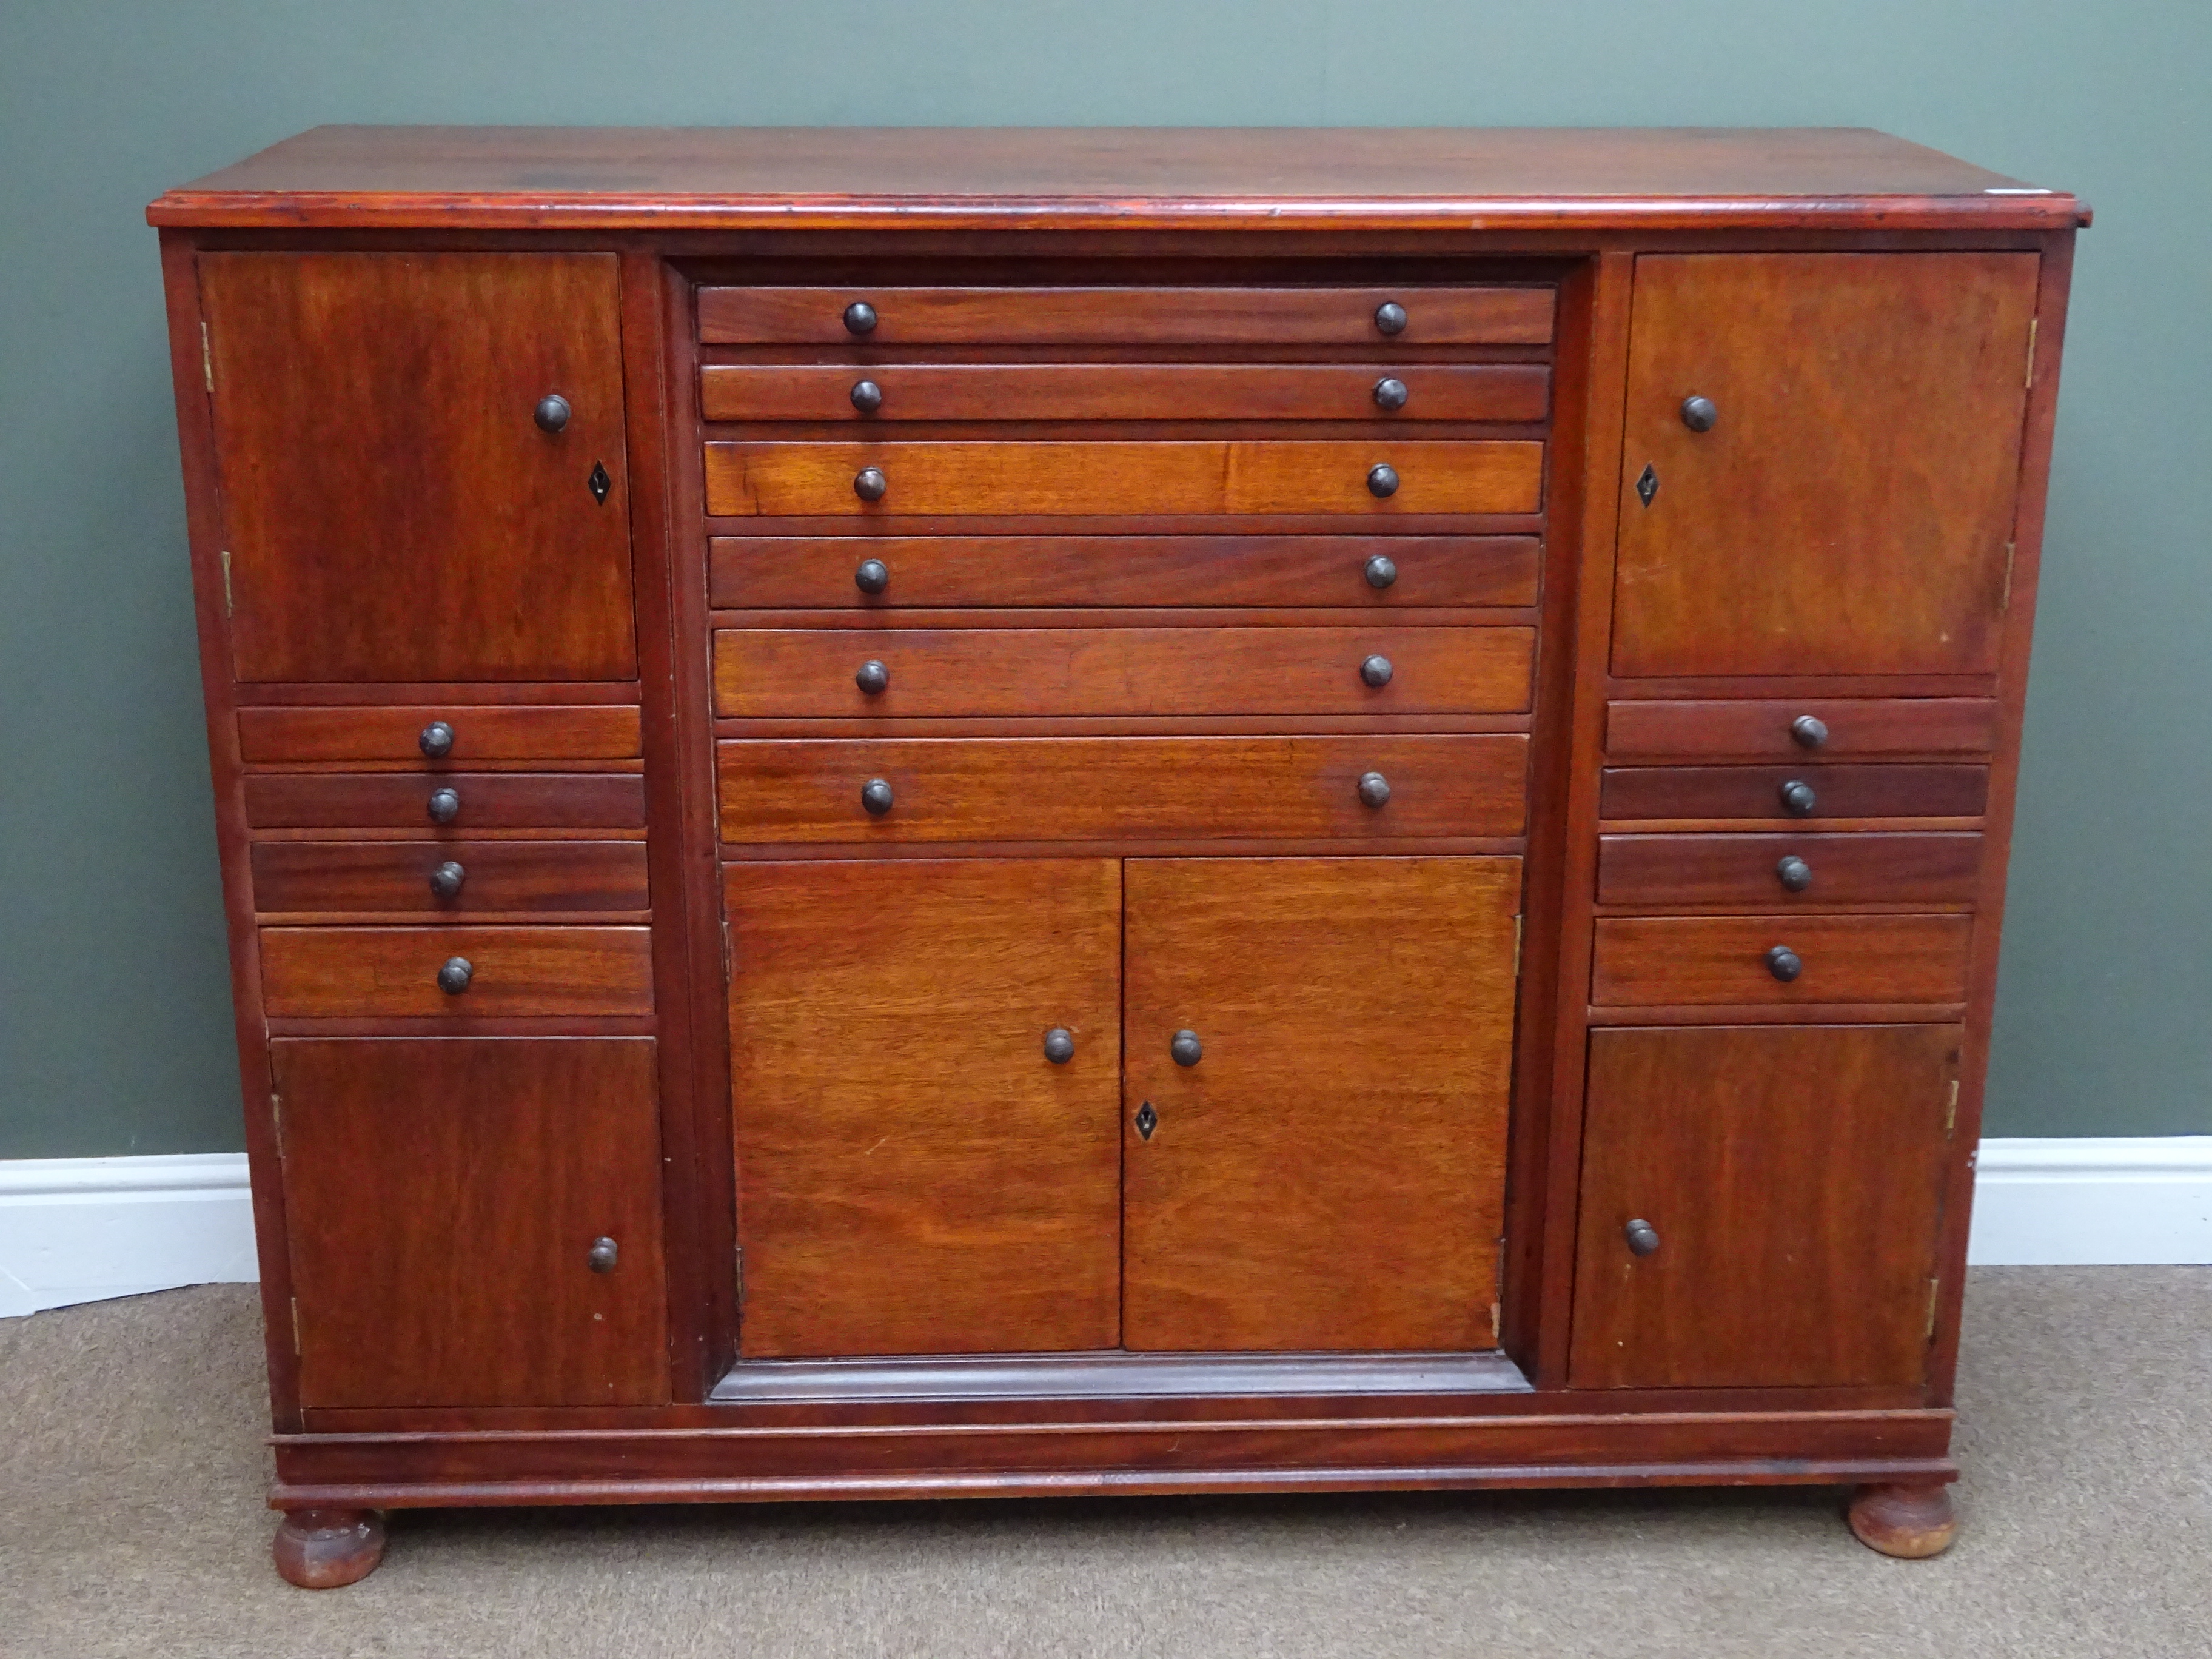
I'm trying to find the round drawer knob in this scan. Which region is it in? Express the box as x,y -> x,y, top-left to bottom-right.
427,786 -> 461,825
534,394 -> 571,433
1791,714 -> 1830,749
855,659 -> 890,695
843,301 -> 877,335
418,720 -> 455,759
1357,770 -> 1392,808
436,956 -> 473,996
1170,1028 -> 1204,1067
1363,554 -> 1398,590
850,378 -> 883,413
588,1236 -> 619,1273
1372,376 -> 1409,411
1680,395 -> 1718,433
1373,301 -> 1407,335
1359,654 -> 1395,688
1778,779 -> 1817,817
861,778 -> 894,816
428,860 -> 467,900
1766,944 -> 1805,982
1044,1027 -> 1076,1065
1624,1218 -> 1661,1256
1367,464 -> 1400,498
1776,854 -> 1813,893
855,557 -> 891,594
853,466 -> 888,502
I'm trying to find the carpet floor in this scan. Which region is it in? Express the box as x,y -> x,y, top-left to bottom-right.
0,1269 -> 2205,1658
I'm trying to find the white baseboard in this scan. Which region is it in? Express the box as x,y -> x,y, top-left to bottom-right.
1,1138 -> 2205,1317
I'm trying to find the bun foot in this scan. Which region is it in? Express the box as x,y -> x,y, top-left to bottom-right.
272,1507 -> 386,1588
1848,1482 -> 1959,1558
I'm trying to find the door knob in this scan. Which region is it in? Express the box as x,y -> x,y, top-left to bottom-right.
1170,1029 -> 1203,1067
1359,654 -> 1394,688
427,787 -> 461,825
853,467 -> 888,501
861,779 -> 894,816
855,660 -> 890,695
856,558 -> 890,594
1367,464 -> 1400,498
1372,377 -> 1409,411
436,956 -> 473,996
1044,1028 -> 1075,1065
428,860 -> 466,900
1364,554 -> 1398,589
418,720 -> 455,759
843,301 -> 877,334
1679,395 -> 1717,432
1775,855 -> 1813,893
1766,945 -> 1804,982
1357,771 -> 1391,808
1625,1218 -> 1661,1256
1791,714 -> 1829,749
1778,779 -> 1817,817
588,1236 -> 618,1273
1373,301 -> 1407,335
850,379 -> 883,413
534,394 -> 571,433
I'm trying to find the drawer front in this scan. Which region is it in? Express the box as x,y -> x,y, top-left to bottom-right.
252,841 -> 651,915
1598,833 -> 1984,909
243,772 -> 646,830
1591,915 -> 1972,1007
703,441 -> 1544,519
238,705 -> 641,763
700,363 -> 1552,424
713,626 -> 1535,718
717,735 -> 1529,843
697,286 -> 1557,346
708,535 -> 1542,610
1606,699 -> 1998,761
1600,765 -> 1988,822
260,927 -> 655,1017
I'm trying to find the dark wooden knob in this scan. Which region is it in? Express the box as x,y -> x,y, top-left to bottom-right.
428,860 -> 466,900
1625,1218 -> 1661,1256
1364,554 -> 1398,589
855,659 -> 890,695
1171,1028 -> 1203,1067
1680,395 -> 1717,432
1373,377 -> 1409,411
427,786 -> 461,825
1776,854 -> 1813,893
1373,301 -> 1407,335
850,379 -> 883,413
588,1236 -> 618,1273
1358,770 -> 1391,808
418,720 -> 455,759
1791,714 -> 1830,749
1044,1028 -> 1075,1065
1766,944 -> 1804,982
853,467 -> 888,502
1367,464 -> 1400,498
1778,779 -> 1817,817
856,558 -> 890,594
1360,654 -> 1394,688
843,301 -> 877,334
861,778 -> 894,816
534,394 -> 571,433
436,956 -> 473,995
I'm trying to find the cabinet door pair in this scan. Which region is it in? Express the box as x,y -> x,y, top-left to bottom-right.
725,857 -> 1522,1359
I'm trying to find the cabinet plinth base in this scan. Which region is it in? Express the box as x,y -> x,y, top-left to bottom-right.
1847,1481 -> 1959,1558
272,1507 -> 386,1589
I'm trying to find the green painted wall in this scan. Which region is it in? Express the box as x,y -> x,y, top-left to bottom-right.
2,3 -> 2205,1155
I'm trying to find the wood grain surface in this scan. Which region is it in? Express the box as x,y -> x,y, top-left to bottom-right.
1604,699 -> 1998,761
1600,765 -> 1988,822
1596,833 -> 1982,909
260,925 -> 655,1017
1590,914 -> 1973,1006
243,773 -> 645,830
238,705 -> 641,763
251,840 -> 650,916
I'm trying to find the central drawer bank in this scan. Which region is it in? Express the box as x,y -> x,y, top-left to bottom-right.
147,126 -> 2083,1585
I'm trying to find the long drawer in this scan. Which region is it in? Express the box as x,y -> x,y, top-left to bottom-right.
1590,914 -> 1973,1007
260,927 -> 655,1017
1597,833 -> 1983,908
696,286 -> 1557,346
699,363 -> 1552,424
717,735 -> 1529,843
707,535 -> 1542,610
1605,699 -> 1997,761
1600,765 -> 1988,822
236,705 -> 642,763
252,841 -> 651,915
243,773 -> 646,831
703,441 -> 1544,519
712,626 -> 1535,718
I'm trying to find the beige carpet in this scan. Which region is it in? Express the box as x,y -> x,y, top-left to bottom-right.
0,1269 -> 2205,1658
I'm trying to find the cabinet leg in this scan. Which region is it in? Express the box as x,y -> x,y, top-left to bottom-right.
1846,1482 -> 1959,1559
272,1507 -> 386,1588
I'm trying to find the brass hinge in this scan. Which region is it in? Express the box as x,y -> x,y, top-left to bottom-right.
734,1247 -> 745,1315
201,321 -> 213,393
720,917 -> 733,983
290,1296 -> 303,1355
220,550 -> 234,618
1489,1301 -> 1501,1344
1925,1278 -> 1942,1340
1944,1078 -> 1960,1139
2025,317 -> 2039,389
269,1090 -> 282,1153
1513,914 -> 1524,978
2000,543 -> 2016,614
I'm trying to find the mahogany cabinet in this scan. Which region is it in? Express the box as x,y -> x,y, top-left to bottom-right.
148,127 -> 2083,1586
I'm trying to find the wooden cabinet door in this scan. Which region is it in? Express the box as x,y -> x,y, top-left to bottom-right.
1612,253 -> 2039,677
201,253 -> 635,682
727,859 -> 1122,1357
1122,857 -> 1520,1352
1570,1025 -> 1959,1389
272,1038 -> 667,1409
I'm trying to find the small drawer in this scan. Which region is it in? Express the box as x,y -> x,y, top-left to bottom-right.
260,927 -> 655,1017
712,626 -> 1534,719
717,734 -> 1529,844
696,286 -> 1556,346
252,841 -> 651,916
708,534 -> 1541,610
237,705 -> 641,764
699,363 -> 1552,424
1598,833 -> 1983,908
243,773 -> 646,831
1605,699 -> 1998,761
1600,765 -> 1988,822
702,441 -> 1544,520
1591,914 -> 1972,1007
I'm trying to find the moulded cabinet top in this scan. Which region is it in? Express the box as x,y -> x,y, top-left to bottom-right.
146,126 -> 2086,233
